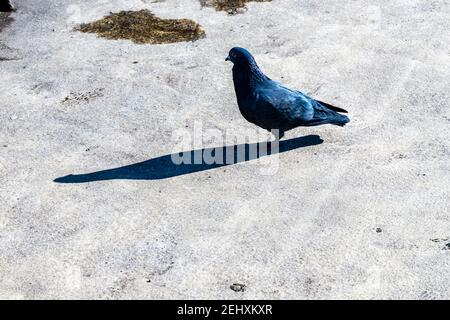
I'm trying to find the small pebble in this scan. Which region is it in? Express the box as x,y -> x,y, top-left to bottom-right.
230,283 -> 246,292
376,228 -> 382,233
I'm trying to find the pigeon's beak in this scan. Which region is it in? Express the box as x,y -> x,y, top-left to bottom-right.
225,55 -> 231,62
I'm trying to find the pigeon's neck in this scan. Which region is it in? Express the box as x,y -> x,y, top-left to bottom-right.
248,59 -> 267,81
232,62 -> 267,97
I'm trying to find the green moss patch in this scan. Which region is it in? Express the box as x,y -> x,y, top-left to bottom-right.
77,10 -> 205,44
200,0 -> 272,14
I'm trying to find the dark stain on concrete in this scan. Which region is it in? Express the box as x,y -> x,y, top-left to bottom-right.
0,12 -> 13,32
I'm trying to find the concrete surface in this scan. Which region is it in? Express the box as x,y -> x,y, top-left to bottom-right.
1,0 -> 449,299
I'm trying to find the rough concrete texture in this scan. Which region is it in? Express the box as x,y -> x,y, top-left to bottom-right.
1,0 -> 450,299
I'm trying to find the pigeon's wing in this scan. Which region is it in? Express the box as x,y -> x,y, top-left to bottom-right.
295,90 -> 348,114
255,84 -> 315,126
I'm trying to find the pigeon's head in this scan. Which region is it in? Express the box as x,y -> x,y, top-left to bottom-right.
225,47 -> 256,66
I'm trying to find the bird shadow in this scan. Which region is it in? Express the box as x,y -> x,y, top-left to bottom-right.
54,135 -> 323,183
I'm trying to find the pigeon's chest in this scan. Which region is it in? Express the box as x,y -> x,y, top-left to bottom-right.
236,91 -> 258,123
232,68 -> 262,123
233,71 -> 252,96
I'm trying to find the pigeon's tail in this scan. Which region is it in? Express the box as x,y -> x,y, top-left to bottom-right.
330,113 -> 350,126
306,102 -> 350,127
315,100 -> 348,113
304,114 -> 349,127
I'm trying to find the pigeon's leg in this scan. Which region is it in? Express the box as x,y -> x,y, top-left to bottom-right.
267,130 -> 283,154
272,129 -> 285,141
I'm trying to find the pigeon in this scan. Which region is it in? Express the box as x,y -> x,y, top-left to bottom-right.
225,47 -> 349,139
